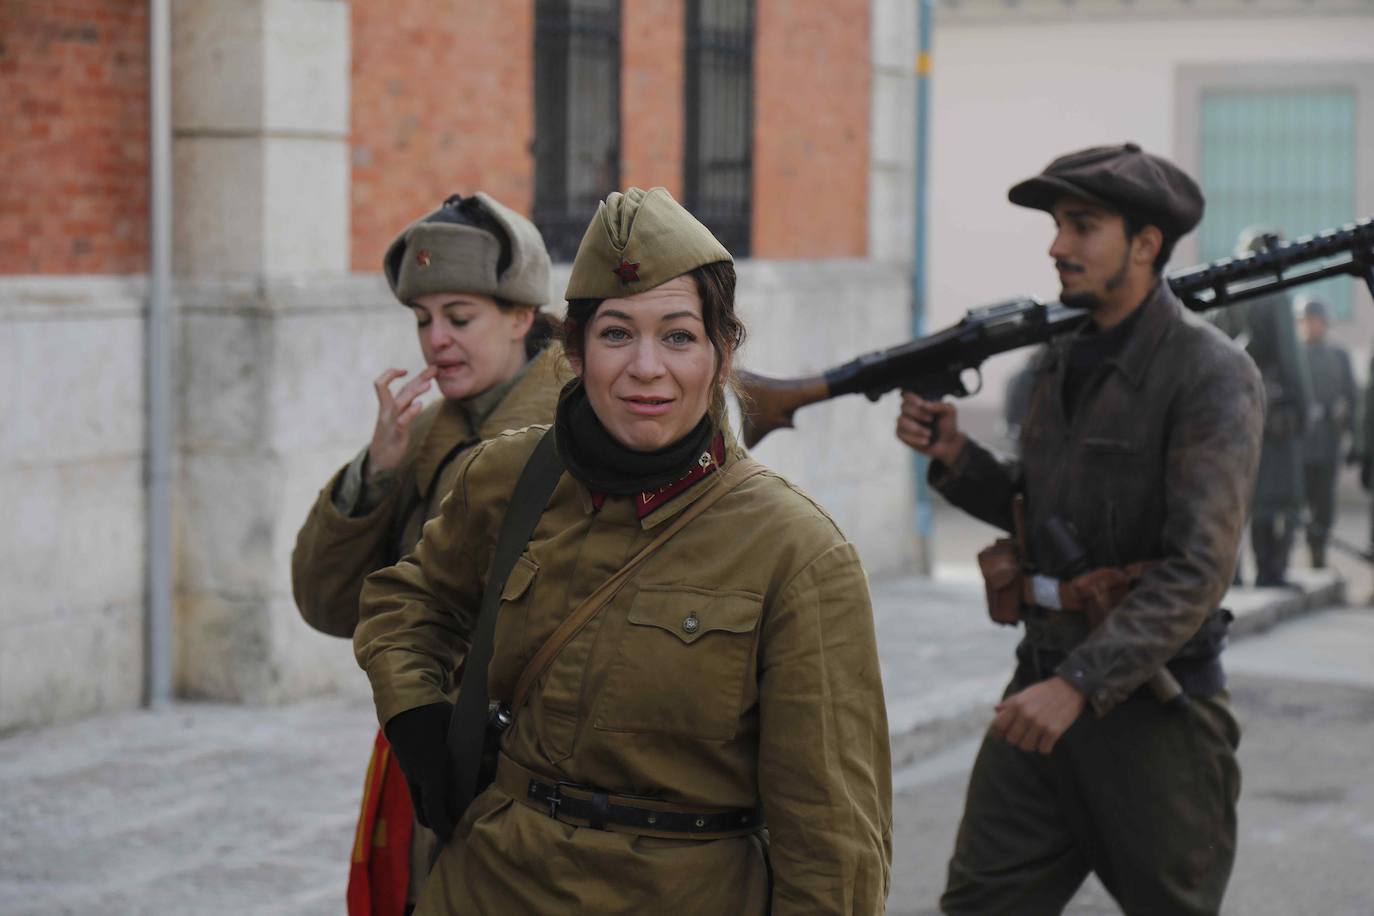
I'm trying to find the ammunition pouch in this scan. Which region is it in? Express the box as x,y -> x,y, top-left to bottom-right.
977,538 -> 1025,626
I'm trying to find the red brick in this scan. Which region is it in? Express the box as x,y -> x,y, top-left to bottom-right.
752,0 -> 871,258
350,0 -> 536,271
0,0 -> 149,274
621,0 -> 684,196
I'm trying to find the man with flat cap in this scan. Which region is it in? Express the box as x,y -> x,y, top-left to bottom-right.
898,143 -> 1263,915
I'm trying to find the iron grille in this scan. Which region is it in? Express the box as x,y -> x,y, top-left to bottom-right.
533,0 -> 622,262
684,0 -> 755,257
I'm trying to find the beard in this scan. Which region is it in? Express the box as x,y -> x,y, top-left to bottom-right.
1057,249 -> 1131,312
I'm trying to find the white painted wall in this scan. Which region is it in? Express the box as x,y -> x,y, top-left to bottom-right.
926,11 -> 1374,435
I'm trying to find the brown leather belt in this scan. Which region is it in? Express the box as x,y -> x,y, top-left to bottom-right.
494,753 -> 763,841
1019,561 -> 1158,613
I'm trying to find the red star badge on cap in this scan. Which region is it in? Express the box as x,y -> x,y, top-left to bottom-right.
613,258 -> 640,283
416,249 -> 431,267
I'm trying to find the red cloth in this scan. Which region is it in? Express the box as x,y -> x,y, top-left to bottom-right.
347,730 -> 414,916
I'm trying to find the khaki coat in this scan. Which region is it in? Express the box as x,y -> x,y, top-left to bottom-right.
355,426 -> 893,915
292,344 -> 566,639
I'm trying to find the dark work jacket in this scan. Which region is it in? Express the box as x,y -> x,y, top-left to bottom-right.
931,282 -> 1264,716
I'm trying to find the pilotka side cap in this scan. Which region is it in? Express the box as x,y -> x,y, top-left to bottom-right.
564,187 -> 733,301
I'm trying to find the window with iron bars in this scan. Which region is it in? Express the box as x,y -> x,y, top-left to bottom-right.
533,0 -> 622,262
684,0 -> 755,257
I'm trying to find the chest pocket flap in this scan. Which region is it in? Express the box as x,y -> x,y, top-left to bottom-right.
627,584 -> 761,645
595,585 -> 763,740
501,555 -> 538,602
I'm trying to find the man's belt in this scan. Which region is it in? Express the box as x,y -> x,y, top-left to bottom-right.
494,753 -> 763,841
1020,561 -> 1157,618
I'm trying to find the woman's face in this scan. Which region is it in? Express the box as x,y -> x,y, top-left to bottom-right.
411,292 -> 533,401
577,275 -> 724,452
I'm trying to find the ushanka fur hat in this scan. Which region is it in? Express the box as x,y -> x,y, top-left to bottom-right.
564,187 -> 732,301
383,192 -> 551,307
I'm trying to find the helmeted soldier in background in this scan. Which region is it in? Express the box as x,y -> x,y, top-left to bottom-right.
1213,226 -> 1313,587
1298,297 -> 1357,568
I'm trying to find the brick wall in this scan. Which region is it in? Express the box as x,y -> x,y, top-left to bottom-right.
351,0 -> 870,268
350,0 -> 536,272
0,0 -> 149,275
753,0 -> 871,258
621,0 -> 684,196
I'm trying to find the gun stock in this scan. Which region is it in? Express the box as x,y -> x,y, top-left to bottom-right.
738,217 -> 1374,447
736,369 -> 830,449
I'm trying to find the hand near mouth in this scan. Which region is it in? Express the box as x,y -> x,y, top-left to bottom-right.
367,365 -> 437,479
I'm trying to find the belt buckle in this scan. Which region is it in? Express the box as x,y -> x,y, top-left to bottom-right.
547,780 -> 580,819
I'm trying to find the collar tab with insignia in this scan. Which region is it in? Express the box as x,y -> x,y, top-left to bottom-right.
590,434 -> 727,517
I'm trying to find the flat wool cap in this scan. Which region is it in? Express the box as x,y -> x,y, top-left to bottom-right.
564,187 -> 732,300
1008,143 -> 1205,240
384,192 -> 551,307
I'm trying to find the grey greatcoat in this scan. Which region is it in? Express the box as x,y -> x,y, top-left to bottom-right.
1213,292 -> 1311,519
1302,338 -> 1357,468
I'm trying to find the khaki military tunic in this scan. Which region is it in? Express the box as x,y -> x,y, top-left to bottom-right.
355,426 -> 893,915
292,345 -> 566,639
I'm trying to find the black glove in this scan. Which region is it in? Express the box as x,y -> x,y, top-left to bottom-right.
1362,459 -> 1372,492
384,702 -> 458,841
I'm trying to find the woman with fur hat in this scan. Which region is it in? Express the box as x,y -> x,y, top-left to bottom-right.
291,192 -> 565,914
355,187 -> 892,914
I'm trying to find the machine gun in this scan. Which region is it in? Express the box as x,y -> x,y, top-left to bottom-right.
739,217 -> 1374,447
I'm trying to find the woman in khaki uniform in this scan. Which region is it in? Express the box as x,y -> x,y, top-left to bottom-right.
355,188 -> 892,914
290,192 -> 564,913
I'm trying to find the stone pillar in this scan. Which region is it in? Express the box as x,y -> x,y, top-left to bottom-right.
868,0 -> 916,262
171,0 -> 354,701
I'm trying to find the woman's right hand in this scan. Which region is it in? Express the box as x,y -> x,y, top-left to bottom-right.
896,391 -> 967,466
367,366 -> 437,481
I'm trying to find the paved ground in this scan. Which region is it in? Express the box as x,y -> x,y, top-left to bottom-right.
0,502 -> 1368,914
886,606 -> 1374,916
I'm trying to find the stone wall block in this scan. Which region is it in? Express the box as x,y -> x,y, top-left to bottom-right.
0,602 -> 143,734
871,0 -> 918,71
0,467 -> 64,621
262,0 -> 351,135
262,138 -> 349,275
176,592 -> 273,701
179,310 -> 272,453
171,0 -> 266,132
173,137 -> 266,276
871,72 -> 916,166
0,315 -> 144,465
735,261 -> 915,573
268,308 -> 418,454
265,596 -> 372,703
179,453 -> 287,599
869,166 -> 915,263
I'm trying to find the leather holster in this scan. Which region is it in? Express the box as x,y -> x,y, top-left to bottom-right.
977,538 -> 1025,626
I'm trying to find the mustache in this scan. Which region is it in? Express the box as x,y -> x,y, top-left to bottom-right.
1055,260 -> 1085,274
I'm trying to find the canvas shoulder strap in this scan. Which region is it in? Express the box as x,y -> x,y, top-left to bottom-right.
447,428 -> 563,813
508,457 -> 767,717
